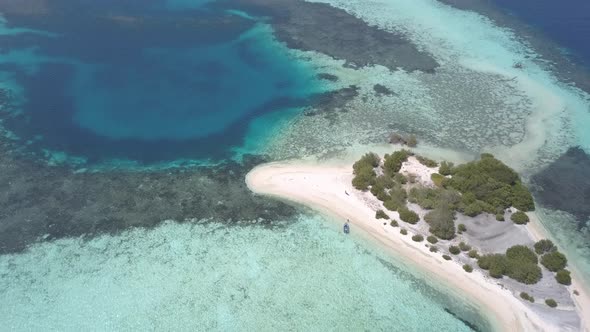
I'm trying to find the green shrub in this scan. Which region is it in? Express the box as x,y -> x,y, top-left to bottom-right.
383,150 -> 411,176
489,266 -> 504,279
511,182 -> 535,212
375,175 -> 395,189
506,245 -> 538,264
468,249 -> 479,259
351,153 -> 382,191
463,201 -> 484,217
541,251 -> 567,272
511,211 -> 529,224
506,260 -> 542,284
430,246 -> 438,253
478,248 -> 542,284
495,213 -> 505,221
375,210 -> 389,220
534,239 -> 556,255
520,292 -> 534,303
463,264 -> 473,273
416,155 -> 438,168
457,223 -> 467,233
400,228 -> 408,235
427,235 -> 438,244
439,161 -> 454,176
425,206 -> 456,240
390,220 -> 399,227
384,199 -> 401,211
353,152 -> 380,170
442,255 -> 451,261
412,234 -> 424,242
449,246 -> 461,255
545,299 -> 557,308
399,207 -> 419,224
459,242 -> 471,252
555,269 -> 571,285
431,173 -> 445,187
478,254 -> 507,271
393,173 -> 407,184
352,167 -> 376,191
371,183 -> 387,200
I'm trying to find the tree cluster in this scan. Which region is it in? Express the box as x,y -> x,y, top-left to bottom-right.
477,245 -> 542,284
443,154 -> 535,215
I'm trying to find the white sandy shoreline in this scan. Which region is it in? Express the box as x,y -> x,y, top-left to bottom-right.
246,160 -> 590,332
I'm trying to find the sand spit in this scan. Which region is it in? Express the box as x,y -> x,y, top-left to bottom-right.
246,157 -> 590,332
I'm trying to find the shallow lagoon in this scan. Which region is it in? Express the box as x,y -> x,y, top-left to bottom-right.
0,215 -> 489,331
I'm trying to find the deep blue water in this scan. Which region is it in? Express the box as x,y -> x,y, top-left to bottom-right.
0,1 -> 324,166
491,0 -> 590,67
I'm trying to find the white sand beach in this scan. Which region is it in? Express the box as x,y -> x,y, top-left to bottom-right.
246,157 -> 590,332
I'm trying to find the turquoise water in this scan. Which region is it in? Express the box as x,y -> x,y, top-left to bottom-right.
0,215 -> 488,331
0,1 -> 325,166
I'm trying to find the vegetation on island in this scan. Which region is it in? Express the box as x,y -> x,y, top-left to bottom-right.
443,154 -> 535,214
545,299 -> 558,308
449,246 -> 461,255
442,254 -> 452,261
511,211 -> 530,225
350,151 -> 571,287
398,207 -> 419,224
534,239 -> 556,255
459,242 -> 471,252
477,245 -> 542,284
555,269 -> 572,285
375,210 -> 389,220
541,251 -> 568,272
520,292 -> 535,303
457,223 -> 467,233
416,155 -> 438,168
463,264 -> 473,273
426,235 -> 438,244
412,234 -> 424,242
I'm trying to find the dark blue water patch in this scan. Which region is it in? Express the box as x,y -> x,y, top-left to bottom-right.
531,147 -> 590,225
490,0 -> 590,68
0,0 -> 325,166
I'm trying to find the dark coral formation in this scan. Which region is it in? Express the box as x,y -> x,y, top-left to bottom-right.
0,140 -> 297,254
373,84 -> 396,96
230,0 -> 439,72
531,147 -> 590,223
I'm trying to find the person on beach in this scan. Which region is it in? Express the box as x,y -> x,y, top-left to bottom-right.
343,220 -> 350,234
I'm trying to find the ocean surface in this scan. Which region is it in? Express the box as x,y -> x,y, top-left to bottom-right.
491,0 -> 590,68
1,0 -> 590,330
0,0 -> 325,166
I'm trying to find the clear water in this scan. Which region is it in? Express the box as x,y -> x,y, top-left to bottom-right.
491,0 -> 590,68
0,215 -> 488,331
0,1 -> 325,165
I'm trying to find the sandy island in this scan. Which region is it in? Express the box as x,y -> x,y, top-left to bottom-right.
246,157 -> 590,332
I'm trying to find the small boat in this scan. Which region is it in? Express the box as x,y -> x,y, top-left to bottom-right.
343,222 -> 350,234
